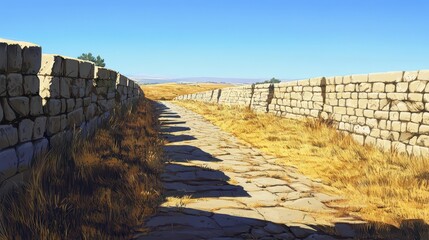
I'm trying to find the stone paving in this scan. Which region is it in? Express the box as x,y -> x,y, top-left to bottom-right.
136,101 -> 366,240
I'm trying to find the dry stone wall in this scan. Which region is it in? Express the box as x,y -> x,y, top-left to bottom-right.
0,38 -> 144,187
175,70 -> 429,157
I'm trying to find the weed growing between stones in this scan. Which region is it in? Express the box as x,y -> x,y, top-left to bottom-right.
0,99 -> 164,239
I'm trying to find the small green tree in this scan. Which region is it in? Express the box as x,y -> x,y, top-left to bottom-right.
257,77 -> 281,84
77,53 -> 106,67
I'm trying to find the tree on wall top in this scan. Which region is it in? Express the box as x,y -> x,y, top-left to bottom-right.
77,53 -> 106,67
257,77 -> 281,84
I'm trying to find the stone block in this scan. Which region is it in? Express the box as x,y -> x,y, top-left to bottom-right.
43,99 -> 61,116
0,125 -> 18,150
404,71 -> 418,81
67,108 -> 83,128
376,139 -> 392,151
96,67 -> 110,79
0,75 -> 6,96
40,76 -> 60,98
75,98 -> 83,108
64,58 -> 79,77
39,54 -> 63,76
417,135 -> 429,147
0,148 -> 18,181
0,43 -> 6,73
7,44 -> 22,73
46,116 -> 61,136
18,119 -> 34,142
417,70 -> 429,80
9,97 -> 29,117
396,82 -> 408,93
7,73 -> 23,97
15,142 -> 33,172
408,93 -> 423,102
409,80 -> 426,93
60,77 -> 71,98
30,96 -> 43,116
66,98 -> 75,112
1,98 -> 16,121
372,82 -> 385,92
33,138 -> 49,158
33,117 -> 46,140
22,45 -> 41,74
369,71 -> 403,83
78,60 -> 94,79
23,75 -> 40,95
353,125 -> 370,135
60,99 -> 67,113
60,114 -> 67,130
407,122 -> 419,133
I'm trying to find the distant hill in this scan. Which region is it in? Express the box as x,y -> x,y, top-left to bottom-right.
130,75 -> 267,85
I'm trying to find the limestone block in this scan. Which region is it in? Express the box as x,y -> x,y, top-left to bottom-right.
408,93 -> 423,102
117,75 -> 127,86
0,43 -> 6,73
372,82 -> 385,92
0,148 -> 18,181
79,60 -> 94,79
344,84 -> 355,92
0,75 -> 6,97
40,76 -> 60,98
390,112 -> 399,121
16,142 -> 33,172
399,112 -> 411,121
33,138 -> 49,158
60,99 -> 66,113
417,135 -> 429,147
392,141 -> 407,153
96,67 -> 110,79
407,122 -> 419,133
18,119 -> 34,142
22,46 -> 41,74
353,125 -> 370,136
404,71 -> 418,81
386,92 -> 407,101
395,82 -> 408,93
351,134 -> 365,145
0,125 -> 18,150
420,125 -> 429,134
363,109 -> 374,118
9,97 -> 29,117
335,85 -> 344,92
39,54 -> 63,76
75,98 -> 83,109
33,117 -> 46,140
66,98 -> 75,112
23,75 -> 40,95
83,97 -> 91,107
424,113 -> 429,124
60,77 -> 71,98
43,99 -> 61,116
351,74 -> 368,83
64,58 -> 79,77
85,79 -> 93,96
411,113 -> 422,123
7,73 -> 23,97
67,108 -> 83,128
376,139 -> 392,151
365,136 -> 376,146
369,71 -> 403,83
60,114 -> 67,131
30,96 -> 43,116
417,70 -> 429,80
346,99 -> 358,108
7,44 -> 22,73
409,80 -> 426,93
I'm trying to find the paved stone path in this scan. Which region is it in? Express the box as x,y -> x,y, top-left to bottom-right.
136,101 -> 365,240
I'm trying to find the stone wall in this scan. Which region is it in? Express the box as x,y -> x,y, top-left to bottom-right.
175,70 -> 429,157
0,38 -> 144,187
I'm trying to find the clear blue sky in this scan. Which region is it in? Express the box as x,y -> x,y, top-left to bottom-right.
2,0 -> 429,79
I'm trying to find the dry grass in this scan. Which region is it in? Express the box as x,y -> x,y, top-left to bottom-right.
140,82 -> 232,100
175,100 -> 429,229
0,99 -> 164,239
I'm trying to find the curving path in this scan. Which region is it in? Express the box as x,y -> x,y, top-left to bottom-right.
136,101 -> 366,240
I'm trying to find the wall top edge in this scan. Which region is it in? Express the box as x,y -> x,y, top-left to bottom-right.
0,38 -> 40,48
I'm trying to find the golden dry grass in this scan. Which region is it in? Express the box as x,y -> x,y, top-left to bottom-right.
175,100 -> 429,228
140,82 -> 232,100
0,99 -> 164,239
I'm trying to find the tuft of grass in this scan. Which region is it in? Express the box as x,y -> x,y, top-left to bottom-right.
175,100 -> 429,229
140,82 -> 232,100
0,99 -> 164,239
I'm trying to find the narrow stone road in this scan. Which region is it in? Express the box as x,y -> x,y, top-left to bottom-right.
136,101 -> 365,240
